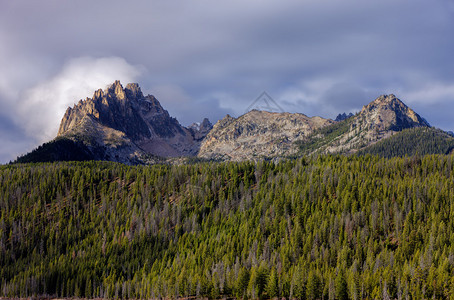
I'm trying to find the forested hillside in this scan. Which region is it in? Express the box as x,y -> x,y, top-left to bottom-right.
14,138 -> 96,163
357,127 -> 454,158
1,155 -> 454,299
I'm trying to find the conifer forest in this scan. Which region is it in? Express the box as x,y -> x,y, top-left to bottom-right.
1,155 -> 454,299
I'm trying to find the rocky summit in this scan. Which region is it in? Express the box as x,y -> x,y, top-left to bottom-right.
298,94 -> 431,155
346,94 -> 430,148
198,94 -> 432,160
56,81 -> 210,163
356,94 -> 429,131
198,110 -> 333,161
16,82 -> 447,164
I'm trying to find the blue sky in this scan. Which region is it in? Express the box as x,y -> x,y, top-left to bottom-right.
1,0 -> 454,162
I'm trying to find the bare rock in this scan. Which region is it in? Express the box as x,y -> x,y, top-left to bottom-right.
57,80 -> 200,160
198,110 -> 333,161
189,118 -> 213,141
318,94 -> 430,154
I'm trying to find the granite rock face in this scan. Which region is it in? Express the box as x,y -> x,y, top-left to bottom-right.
355,94 -> 429,131
189,118 -> 213,141
316,94 -> 431,154
335,112 -> 354,122
198,110 -> 334,161
24,83 -> 436,164
58,81 -> 202,162
59,81 -> 151,141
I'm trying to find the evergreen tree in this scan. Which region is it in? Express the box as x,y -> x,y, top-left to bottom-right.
266,268 -> 279,298
335,271 -> 348,300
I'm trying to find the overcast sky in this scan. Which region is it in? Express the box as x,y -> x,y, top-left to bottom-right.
1,0 -> 454,163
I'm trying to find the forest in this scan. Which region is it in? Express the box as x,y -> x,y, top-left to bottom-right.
1,154 -> 454,299
358,127 -> 454,158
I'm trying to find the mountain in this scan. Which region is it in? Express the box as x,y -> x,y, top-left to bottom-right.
353,94 -> 429,132
357,127 -> 454,158
18,81 -> 214,164
200,94 -> 433,160
15,82 -> 450,164
198,110 -> 333,161
334,112 -> 354,122
58,80 -> 202,159
297,94 -> 431,155
188,118 -> 213,141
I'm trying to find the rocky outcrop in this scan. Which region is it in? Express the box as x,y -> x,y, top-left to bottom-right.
309,94 -> 431,155
199,94 -> 432,160
198,110 -> 334,161
59,81 -> 150,141
348,94 -> 429,145
58,81 -> 201,161
189,118 -> 213,141
355,94 -> 429,132
335,112 -> 354,122
22,83 -> 438,165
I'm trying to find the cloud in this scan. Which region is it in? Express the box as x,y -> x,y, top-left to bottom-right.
149,84 -> 234,126
276,79 -> 374,119
0,56 -> 143,163
397,82 -> 454,129
403,83 -> 454,105
0,102 -> 34,163
16,56 -> 144,143
1,0 -> 454,162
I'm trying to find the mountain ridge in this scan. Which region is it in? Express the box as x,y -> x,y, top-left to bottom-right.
296,94 -> 431,156
55,80 -> 211,163
14,81 -> 449,164
198,109 -> 334,161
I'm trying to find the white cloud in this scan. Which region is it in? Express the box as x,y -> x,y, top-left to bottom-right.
403,83 -> 454,105
16,56 -> 144,143
277,78 -> 368,118
150,85 -> 233,125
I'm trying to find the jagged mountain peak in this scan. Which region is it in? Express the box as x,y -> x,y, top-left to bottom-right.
200,117 -> 213,129
335,112 -> 354,122
188,118 -> 213,141
125,83 -> 144,99
189,118 -> 213,132
20,83 -> 444,164
58,81 -> 173,139
374,93 -> 398,102
90,81 -> 144,102
58,80 -> 151,140
55,81 -> 201,161
108,80 -> 127,100
358,94 -> 430,131
297,94 -> 432,156
362,94 -> 405,112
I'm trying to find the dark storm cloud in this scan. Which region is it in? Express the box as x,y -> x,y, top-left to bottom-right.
0,0 -> 453,162
0,99 -> 34,163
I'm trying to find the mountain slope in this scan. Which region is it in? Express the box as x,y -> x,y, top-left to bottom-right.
198,110 -> 334,161
15,138 -> 95,163
58,81 -> 202,160
296,94 -> 431,155
356,127 -> 454,158
15,83 -> 446,164
3,156 -> 454,298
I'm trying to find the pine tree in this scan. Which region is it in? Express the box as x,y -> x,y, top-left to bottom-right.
266,268 -> 279,299
306,271 -> 321,300
335,270 -> 348,300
